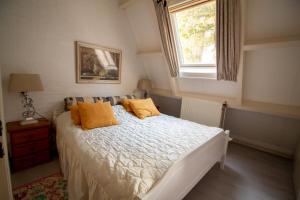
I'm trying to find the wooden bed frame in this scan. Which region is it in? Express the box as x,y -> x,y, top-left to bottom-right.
141,130 -> 231,200
141,101 -> 231,199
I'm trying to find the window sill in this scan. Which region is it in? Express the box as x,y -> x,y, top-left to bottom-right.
179,67 -> 217,79
179,73 -> 217,80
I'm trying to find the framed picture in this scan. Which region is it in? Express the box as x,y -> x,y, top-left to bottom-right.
76,41 -> 122,84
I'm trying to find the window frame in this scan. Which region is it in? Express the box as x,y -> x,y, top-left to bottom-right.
170,0 -> 217,79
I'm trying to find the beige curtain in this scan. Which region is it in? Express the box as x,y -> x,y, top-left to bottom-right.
216,0 -> 241,81
153,0 -> 179,77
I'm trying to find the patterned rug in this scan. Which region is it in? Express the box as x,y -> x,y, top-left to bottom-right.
13,172 -> 67,200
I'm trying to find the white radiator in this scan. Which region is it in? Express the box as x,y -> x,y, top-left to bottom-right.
180,97 -> 224,127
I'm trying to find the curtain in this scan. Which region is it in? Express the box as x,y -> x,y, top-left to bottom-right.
153,0 -> 179,77
216,0 -> 241,81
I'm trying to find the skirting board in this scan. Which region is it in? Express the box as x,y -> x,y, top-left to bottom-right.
232,135 -> 293,159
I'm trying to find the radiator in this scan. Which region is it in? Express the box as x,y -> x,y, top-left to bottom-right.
180,97 -> 224,127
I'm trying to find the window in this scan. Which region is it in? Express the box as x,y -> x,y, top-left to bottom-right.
170,0 -> 216,78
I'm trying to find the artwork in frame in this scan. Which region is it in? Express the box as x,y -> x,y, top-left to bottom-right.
76,41 -> 122,84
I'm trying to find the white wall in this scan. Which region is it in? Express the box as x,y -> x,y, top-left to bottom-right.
243,0 -> 300,106
245,0 -> 300,41
177,78 -> 240,98
244,47 -> 300,106
138,53 -> 171,90
0,0 -> 146,121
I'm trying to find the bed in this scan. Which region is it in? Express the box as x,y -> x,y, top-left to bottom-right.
56,98 -> 230,200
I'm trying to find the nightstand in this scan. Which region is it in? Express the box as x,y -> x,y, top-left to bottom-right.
6,118 -> 51,172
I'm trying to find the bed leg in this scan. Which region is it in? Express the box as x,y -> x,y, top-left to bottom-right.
220,130 -> 232,170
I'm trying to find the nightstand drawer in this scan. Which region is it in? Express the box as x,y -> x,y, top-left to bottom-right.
11,127 -> 49,145
12,139 -> 50,158
12,150 -> 50,171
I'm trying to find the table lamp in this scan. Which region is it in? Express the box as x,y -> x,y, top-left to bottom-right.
137,79 -> 152,98
8,73 -> 44,125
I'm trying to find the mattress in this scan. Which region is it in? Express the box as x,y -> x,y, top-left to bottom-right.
56,105 -> 223,200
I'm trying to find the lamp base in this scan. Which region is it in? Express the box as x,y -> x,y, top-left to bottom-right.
20,118 -> 38,126
144,91 -> 148,99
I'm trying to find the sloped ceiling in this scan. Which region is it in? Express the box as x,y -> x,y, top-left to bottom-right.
124,0 -> 161,53
123,0 -> 171,90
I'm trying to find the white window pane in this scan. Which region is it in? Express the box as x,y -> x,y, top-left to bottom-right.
105,51 -> 115,66
173,1 -> 216,65
95,49 -> 109,67
104,51 -> 118,70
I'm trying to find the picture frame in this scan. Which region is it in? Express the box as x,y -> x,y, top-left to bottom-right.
76,41 -> 122,84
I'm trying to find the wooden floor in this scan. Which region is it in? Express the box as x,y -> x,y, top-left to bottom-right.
185,143 -> 295,200
11,143 -> 295,199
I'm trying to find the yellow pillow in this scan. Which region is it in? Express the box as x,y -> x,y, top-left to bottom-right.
78,101 -> 118,130
69,100 -> 103,125
70,105 -> 81,125
129,98 -> 160,119
121,99 -> 138,112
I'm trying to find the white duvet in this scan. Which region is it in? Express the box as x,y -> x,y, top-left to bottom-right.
56,105 -> 222,200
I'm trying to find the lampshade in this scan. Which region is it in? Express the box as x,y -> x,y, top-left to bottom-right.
137,79 -> 152,90
9,73 -> 44,93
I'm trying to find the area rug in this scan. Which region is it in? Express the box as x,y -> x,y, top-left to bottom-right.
13,172 -> 67,200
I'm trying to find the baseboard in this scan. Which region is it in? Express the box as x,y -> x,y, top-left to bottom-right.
232,135 -> 293,159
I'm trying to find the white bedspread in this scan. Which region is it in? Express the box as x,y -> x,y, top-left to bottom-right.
56,105 -> 223,200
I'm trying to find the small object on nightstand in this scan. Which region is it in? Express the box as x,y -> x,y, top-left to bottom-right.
6,118 -> 51,172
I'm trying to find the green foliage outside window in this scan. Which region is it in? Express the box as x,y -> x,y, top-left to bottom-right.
174,1 -> 216,64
